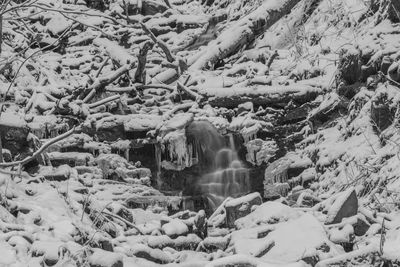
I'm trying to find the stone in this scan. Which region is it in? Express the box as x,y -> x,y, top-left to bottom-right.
353,218 -> 370,236
380,56 -> 392,74
326,189 -> 358,225
388,61 -> 400,82
225,192 -> 262,228
264,183 -> 290,199
0,112 -> 29,157
129,244 -> 172,264
371,100 -> 393,132
337,47 -> 361,84
162,219 -> 189,237
89,249 -> 123,267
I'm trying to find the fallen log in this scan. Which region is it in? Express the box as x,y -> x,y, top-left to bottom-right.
202,84 -> 323,108
189,0 -> 301,70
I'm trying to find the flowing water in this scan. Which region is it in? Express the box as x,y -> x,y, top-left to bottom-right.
186,121 -> 251,210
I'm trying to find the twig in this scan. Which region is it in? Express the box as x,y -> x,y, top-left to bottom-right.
176,82 -> 203,102
102,210 -> 143,234
140,21 -> 175,63
82,64 -> 130,103
88,95 -> 120,109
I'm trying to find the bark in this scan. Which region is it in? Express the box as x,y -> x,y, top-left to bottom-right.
189,0 -> 301,70
0,14 -> 3,57
134,41 -> 154,83
204,85 -> 323,108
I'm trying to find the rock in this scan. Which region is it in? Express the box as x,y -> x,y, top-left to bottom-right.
225,192 -> 262,228
245,138 -> 278,166
129,244 -> 172,264
40,165 -> 72,181
0,112 -> 29,157
353,217 -> 370,236
388,61 -> 400,82
237,102 -> 254,115
371,98 -> 393,132
142,0 -> 169,16
337,47 -> 361,84
326,189 -> 358,225
264,183 -> 290,199
47,152 -> 94,166
31,241 -> 62,266
89,249 -> 123,267
380,56 -> 392,74
173,234 -> 202,250
199,236 -> 230,252
162,219 -> 189,237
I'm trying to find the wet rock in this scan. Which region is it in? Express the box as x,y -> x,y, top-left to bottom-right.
89,249 -> 123,267
225,192 -> 262,228
326,189 -> 358,225
353,217 -> 370,236
0,113 -> 29,157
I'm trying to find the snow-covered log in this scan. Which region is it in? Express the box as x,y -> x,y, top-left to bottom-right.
190,0 -> 301,70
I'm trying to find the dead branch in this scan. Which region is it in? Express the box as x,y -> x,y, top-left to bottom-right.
135,41 -> 154,83
88,95 -> 120,109
140,21 -> 175,63
82,64 -> 130,103
102,210 -> 143,234
267,50 -> 279,69
176,82 -> 203,102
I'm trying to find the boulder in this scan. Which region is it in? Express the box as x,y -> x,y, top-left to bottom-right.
325,189 -> 358,225
162,219 -> 189,237
89,249 -> 123,267
225,192 -> 262,228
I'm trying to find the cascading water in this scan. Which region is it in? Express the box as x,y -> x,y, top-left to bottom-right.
186,121 -> 251,210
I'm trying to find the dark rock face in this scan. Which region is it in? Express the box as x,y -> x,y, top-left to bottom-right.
0,119 -> 29,157
337,48 -> 361,85
326,190 -> 358,225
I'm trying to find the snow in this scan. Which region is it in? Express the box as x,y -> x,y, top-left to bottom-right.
235,202 -> 300,229
162,219 -> 189,237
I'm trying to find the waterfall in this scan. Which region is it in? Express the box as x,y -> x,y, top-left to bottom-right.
187,121 -> 251,210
